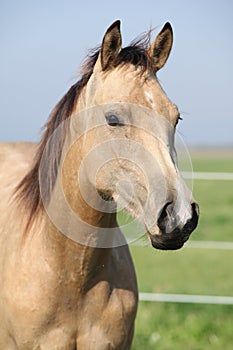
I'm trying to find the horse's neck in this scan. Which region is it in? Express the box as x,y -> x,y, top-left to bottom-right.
38,85 -> 120,286
42,126 -> 117,287
42,195 -> 116,289
43,220 -> 113,288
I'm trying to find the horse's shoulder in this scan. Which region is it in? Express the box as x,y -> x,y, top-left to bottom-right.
110,243 -> 138,294
0,142 -> 38,217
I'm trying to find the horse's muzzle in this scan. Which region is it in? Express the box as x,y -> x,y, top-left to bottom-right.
149,202 -> 199,250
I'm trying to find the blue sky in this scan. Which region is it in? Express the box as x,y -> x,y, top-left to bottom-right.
1,0 -> 233,146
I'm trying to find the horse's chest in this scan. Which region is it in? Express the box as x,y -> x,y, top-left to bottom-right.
30,328 -> 77,350
1,239 -> 137,349
2,295 -> 78,349
4,283 -> 136,350
75,287 -> 137,349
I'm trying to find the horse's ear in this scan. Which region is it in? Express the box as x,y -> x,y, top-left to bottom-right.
100,20 -> 122,71
149,22 -> 173,72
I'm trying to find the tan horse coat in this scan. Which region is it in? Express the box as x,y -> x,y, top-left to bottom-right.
0,21 -> 198,349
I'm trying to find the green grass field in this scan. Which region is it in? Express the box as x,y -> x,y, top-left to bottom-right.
118,150 -> 233,349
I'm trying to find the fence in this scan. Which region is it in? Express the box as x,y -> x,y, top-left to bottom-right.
139,171 -> 233,306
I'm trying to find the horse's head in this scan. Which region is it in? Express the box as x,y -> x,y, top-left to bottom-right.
78,21 -> 199,250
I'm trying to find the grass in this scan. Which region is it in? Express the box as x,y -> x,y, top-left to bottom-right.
132,303 -> 233,350
117,151 -> 233,349
192,180 -> 233,241
130,247 -> 233,349
130,247 -> 233,296
190,152 -> 233,242
191,151 -> 233,173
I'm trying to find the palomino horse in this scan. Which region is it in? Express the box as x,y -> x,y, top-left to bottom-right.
0,21 -> 199,349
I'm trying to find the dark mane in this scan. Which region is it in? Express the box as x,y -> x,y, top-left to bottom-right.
16,32 -> 153,228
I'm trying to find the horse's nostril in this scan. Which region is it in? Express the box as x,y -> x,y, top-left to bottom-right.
158,202 -> 199,234
191,202 -> 200,217
190,202 -> 199,228
157,202 -> 173,231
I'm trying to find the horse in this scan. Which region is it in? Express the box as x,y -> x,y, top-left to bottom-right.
0,20 -> 199,349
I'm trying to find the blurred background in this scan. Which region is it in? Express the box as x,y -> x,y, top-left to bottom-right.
1,1 -> 233,349
1,0 -> 233,146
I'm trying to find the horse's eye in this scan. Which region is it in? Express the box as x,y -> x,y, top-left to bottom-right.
105,114 -> 121,127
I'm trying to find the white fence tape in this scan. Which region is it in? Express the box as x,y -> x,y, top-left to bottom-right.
185,240 -> 233,250
139,292 -> 233,305
182,171 -> 233,181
